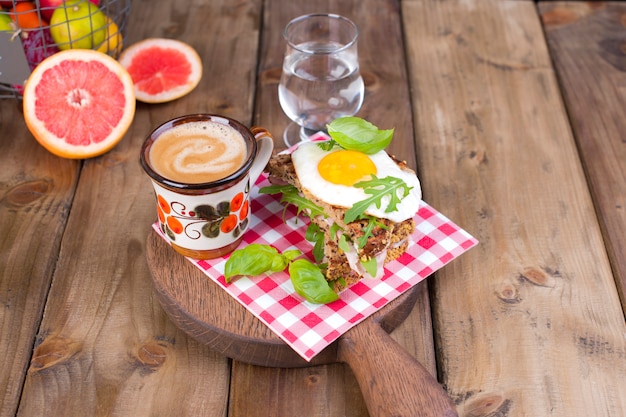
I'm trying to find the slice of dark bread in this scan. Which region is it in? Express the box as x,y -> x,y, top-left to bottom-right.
265,152 -> 416,289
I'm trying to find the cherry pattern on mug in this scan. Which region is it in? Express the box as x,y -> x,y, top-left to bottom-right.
156,179 -> 251,242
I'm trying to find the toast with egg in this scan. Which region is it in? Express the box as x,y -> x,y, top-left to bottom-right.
265,142 -> 421,292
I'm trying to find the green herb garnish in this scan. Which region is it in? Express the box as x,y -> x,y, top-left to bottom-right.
224,245 -> 338,304
360,257 -> 378,278
260,184 -> 326,219
326,116 -> 394,154
289,259 -> 339,304
305,222 -> 325,263
224,244 -> 301,283
343,175 -> 413,223
356,215 -> 389,249
338,233 -> 351,253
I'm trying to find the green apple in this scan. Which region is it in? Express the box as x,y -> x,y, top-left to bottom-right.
50,0 -> 107,50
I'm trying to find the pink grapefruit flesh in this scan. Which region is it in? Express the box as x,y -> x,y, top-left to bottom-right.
22,49 -> 136,159
118,38 -> 203,103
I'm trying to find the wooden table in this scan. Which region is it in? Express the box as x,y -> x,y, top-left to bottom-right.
1,1 -> 625,416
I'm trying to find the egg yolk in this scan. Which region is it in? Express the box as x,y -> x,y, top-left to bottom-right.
317,150 -> 377,186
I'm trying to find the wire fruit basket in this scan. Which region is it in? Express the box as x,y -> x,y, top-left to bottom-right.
0,0 -> 131,99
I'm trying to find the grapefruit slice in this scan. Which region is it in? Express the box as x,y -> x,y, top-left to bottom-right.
118,38 -> 203,103
22,49 -> 135,159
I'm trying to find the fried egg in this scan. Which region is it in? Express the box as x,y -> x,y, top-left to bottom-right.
291,141 -> 421,222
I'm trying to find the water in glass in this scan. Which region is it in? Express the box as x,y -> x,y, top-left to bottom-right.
279,41 -> 364,135
278,14 -> 364,146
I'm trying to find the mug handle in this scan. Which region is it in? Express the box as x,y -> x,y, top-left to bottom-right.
250,127 -> 275,184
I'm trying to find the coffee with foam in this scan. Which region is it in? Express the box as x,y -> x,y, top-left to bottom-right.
150,121 -> 247,184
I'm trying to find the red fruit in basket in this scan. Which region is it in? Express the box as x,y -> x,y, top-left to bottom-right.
0,0 -> 28,8
21,27 -> 59,69
118,38 -> 203,103
38,0 -> 65,21
38,0 -> 100,22
22,49 -> 136,159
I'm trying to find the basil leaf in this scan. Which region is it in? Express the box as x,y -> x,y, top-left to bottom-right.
327,117 -> 394,155
283,250 -> 302,262
289,259 -> 339,304
270,254 -> 289,272
224,244 -> 283,282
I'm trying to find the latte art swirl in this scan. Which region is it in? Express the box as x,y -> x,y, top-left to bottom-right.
150,121 -> 247,184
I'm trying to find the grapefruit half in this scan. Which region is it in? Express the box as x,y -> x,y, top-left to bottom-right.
118,38 -> 203,103
22,49 -> 136,159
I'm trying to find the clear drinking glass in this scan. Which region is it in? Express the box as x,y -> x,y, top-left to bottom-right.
278,13 -> 365,146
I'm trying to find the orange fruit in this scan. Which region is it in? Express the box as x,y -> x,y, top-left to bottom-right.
22,49 -> 136,159
10,2 -> 46,30
96,18 -> 123,57
118,38 -> 203,103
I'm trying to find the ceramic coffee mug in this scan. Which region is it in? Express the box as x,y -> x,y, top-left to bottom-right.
140,114 -> 274,259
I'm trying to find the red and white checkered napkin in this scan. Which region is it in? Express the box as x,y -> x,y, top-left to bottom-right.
152,175 -> 477,361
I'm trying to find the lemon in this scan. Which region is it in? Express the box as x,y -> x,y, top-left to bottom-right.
50,0 -> 108,50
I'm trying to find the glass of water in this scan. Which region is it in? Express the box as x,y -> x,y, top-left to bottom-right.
278,13 -> 365,147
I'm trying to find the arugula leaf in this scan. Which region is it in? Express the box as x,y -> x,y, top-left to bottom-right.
327,117 -> 394,154
357,218 -> 376,249
343,175 -> 413,223
317,139 -> 337,151
329,222 -> 342,238
305,222 -> 325,263
360,257 -> 378,277
260,184 -> 326,218
338,234 -> 352,253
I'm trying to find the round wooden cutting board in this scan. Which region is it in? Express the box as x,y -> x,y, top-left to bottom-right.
146,231 -> 458,417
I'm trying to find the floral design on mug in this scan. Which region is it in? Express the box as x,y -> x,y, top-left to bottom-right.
156,184 -> 250,242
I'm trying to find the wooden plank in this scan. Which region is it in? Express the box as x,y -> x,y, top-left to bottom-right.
14,0 -> 265,415
0,103 -> 80,417
402,0 -> 626,416
539,1 -> 626,311
233,0 -> 435,416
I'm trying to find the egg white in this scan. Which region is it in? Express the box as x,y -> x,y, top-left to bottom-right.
291,142 -> 422,222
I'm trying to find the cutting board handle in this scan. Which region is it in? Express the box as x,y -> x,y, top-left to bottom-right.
338,318 -> 458,417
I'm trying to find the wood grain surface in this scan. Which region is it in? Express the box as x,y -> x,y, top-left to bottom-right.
146,232 -> 459,417
1,0 -> 625,416
242,1 -> 435,416
0,103 -> 80,417
14,0 -> 255,415
540,1 -> 626,311
403,1 -> 626,416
